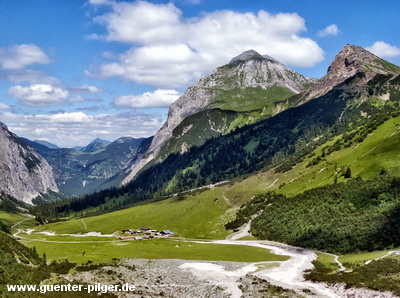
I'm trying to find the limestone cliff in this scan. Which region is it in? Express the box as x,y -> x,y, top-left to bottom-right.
0,122 -> 58,203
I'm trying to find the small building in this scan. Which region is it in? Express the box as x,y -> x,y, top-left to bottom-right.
119,236 -> 135,240
161,230 -> 174,236
140,227 -> 150,231
135,236 -> 143,241
128,229 -> 135,234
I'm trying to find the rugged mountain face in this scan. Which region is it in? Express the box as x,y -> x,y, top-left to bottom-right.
25,136 -> 152,196
308,44 -> 400,99
0,122 -> 58,204
123,50 -> 315,184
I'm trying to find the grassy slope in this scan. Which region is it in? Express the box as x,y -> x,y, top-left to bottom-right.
0,211 -> 37,231
21,238 -> 289,264
207,86 -> 295,112
0,231 -> 48,296
36,187 -> 234,239
222,114 -> 400,199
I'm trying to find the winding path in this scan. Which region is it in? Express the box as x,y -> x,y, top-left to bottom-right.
11,217 -> 32,229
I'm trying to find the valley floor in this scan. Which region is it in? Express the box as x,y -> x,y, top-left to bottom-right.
10,217 -> 400,298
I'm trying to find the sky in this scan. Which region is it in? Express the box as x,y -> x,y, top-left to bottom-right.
0,0 -> 399,147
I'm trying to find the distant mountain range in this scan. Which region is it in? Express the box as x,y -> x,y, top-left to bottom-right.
22,136 -> 152,197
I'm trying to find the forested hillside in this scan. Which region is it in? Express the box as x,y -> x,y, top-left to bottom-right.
244,177 -> 400,253
33,71 -> 400,220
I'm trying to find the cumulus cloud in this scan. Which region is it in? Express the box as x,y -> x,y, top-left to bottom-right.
1,110 -> 164,147
366,41 -> 400,58
115,89 -> 181,108
93,1 -> 183,45
8,84 -> 69,106
87,1 -> 324,88
8,83 -> 105,106
71,85 -> 103,93
317,24 -> 339,37
0,44 -> 50,70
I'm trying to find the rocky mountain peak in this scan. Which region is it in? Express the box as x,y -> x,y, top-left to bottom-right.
308,44 -> 400,99
229,50 -> 264,64
207,50 -> 313,92
326,44 -> 381,76
122,50 -> 314,184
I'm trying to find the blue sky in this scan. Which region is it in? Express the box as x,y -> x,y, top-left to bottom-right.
0,0 -> 399,147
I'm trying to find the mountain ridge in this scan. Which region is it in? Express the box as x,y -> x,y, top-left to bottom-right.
307,44 -> 400,99
122,49 -> 315,184
34,136 -> 152,197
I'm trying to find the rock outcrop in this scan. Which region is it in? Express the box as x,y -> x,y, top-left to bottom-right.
308,44 -> 400,99
122,50 -> 314,184
0,122 -> 58,203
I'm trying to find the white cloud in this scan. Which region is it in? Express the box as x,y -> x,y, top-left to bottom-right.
8,84 -> 69,106
7,70 -> 61,85
1,110 -> 164,147
0,103 -> 10,110
115,89 -> 181,108
94,1 -> 183,45
88,1 -> 324,88
0,44 -> 50,70
366,41 -> 400,58
49,112 -> 91,123
71,85 -> 103,93
317,24 -> 339,37
93,44 -> 203,87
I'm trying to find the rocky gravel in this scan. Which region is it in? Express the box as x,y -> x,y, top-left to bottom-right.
67,259 -> 244,297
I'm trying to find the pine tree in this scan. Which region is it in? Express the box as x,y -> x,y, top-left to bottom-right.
344,167 -> 352,179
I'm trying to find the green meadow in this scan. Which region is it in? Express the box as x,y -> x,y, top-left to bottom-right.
0,211 -> 37,230
36,187 -> 235,239
339,249 -> 395,268
21,238 -> 289,264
